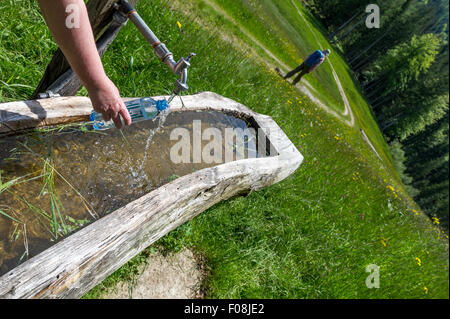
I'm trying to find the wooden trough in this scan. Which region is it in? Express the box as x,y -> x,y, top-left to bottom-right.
0,92 -> 303,299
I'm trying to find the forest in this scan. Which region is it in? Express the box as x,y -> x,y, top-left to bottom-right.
304,0 -> 449,228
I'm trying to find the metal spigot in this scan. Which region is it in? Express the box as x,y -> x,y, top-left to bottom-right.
116,0 -> 195,97
173,53 -> 196,95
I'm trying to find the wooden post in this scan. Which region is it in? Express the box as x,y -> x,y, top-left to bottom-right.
0,92 -> 303,299
31,0 -> 139,99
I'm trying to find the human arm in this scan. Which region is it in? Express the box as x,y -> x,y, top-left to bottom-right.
37,0 -> 131,129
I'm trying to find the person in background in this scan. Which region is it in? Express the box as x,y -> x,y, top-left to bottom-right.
277,49 -> 331,85
38,0 -> 131,129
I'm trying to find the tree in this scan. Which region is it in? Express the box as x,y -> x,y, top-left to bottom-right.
389,140 -> 419,196
363,34 -> 441,99
307,0 -> 449,228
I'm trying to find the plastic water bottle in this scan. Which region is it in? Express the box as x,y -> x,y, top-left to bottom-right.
90,97 -> 169,130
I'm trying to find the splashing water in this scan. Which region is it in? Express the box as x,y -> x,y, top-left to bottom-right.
132,106 -> 171,187
129,94 -> 183,186
167,93 -> 177,104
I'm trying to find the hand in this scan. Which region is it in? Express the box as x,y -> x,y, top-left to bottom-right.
87,77 -> 132,129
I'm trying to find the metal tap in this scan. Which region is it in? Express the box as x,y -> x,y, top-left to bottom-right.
115,0 -> 195,96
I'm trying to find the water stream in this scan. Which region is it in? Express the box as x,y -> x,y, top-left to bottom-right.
133,109 -> 170,188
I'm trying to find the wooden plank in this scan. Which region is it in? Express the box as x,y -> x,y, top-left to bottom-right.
0,96 -> 93,134
0,92 -> 303,299
31,0 -> 139,99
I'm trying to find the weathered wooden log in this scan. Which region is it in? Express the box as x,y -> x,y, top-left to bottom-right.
31,0 -> 139,99
0,96 -> 92,134
0,95 -> 138,135
0,92 -> 303,299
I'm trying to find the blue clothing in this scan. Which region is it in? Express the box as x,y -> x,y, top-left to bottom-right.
304,50 -> 325,68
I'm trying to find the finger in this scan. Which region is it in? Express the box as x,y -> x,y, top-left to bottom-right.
119,105 -> 132,126
112,113 -> 123,130
102,111 -> 111,122
108,107 -> 119,121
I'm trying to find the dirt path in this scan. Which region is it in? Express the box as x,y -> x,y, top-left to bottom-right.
200,0 -> 290,70
200,0 -> 386,161
103,249 -> 205,299
199,0 -> 354,127
289,0 -> 354,126
290,1 -> 388,161
360,129 -> 383,160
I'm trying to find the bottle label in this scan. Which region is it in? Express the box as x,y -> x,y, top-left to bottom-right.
90,98 -> 166,130
126,101 -> 145,121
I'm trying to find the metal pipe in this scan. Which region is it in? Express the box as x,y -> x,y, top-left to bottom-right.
173,68 -> 188,95
123,8 -> 159,44
181,68 -> 188,86
117,0 -> 195,95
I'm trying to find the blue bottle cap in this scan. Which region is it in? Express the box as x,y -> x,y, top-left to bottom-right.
156,99 -> 169,111
89,110 -> 96,122
90,110 -> 106,130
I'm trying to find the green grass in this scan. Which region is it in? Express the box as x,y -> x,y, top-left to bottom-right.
184,0 -> 396,172
195,0 -> 346,113
0,136 -> 94,244
0,0 -> 55,102
0,0 -> 448,299
291,4 -> 396,169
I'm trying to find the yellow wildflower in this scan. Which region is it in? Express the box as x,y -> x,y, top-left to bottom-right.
415,257 -> 422,267
432,217 -> 440,225
177,21 -> 182,29
423,286 -> 428,294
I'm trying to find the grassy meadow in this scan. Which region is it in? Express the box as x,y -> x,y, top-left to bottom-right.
0,0 -> 448,298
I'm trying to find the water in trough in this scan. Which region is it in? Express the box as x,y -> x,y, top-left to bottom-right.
0,110 -> 260,276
